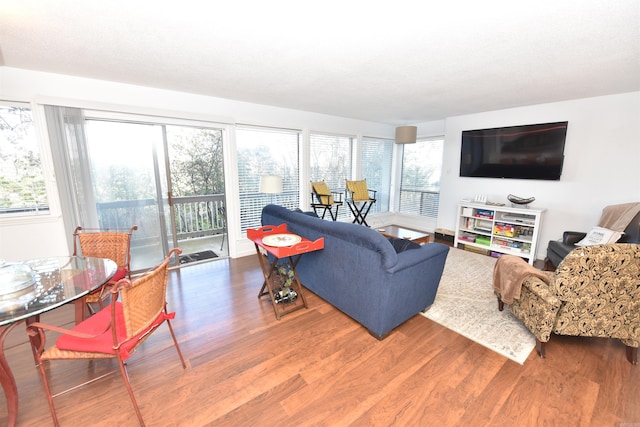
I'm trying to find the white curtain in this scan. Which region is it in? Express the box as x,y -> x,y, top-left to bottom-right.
44,106 -> 98,248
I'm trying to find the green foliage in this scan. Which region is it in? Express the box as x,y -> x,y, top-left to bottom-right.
169,128 -> 224,196
0,106 -> 49,211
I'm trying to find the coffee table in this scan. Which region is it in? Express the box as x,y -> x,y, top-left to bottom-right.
377,225 -> 431,245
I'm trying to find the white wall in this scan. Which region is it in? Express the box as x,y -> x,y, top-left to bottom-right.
2,66 -> 638,262
0,67 -> 395,261
435,91 -> 640,260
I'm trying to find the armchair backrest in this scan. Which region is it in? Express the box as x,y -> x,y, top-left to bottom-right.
619,210 -> 640,243
598,202 -> 640,244
553,244 -> 640,327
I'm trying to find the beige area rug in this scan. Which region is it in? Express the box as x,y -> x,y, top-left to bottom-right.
421,248 -> 536,364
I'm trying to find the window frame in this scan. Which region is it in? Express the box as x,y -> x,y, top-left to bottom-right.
360,135 -> 394,214
0,100 -> 59,225
236,125 -> 301,234
397,136 -> 445,218
309,131 -> 354,221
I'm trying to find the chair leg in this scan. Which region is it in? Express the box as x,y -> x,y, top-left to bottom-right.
117,356 -> 146,427
328,204 -> 339,221
347,202 -> 369,225
626,346 -> 638,365
166,319 -> 187,368
34,358 -> 60,426
358,201 -> 374,227
543,257 -> 556,272
497,296 -> 504,311
536,339 -> 546,358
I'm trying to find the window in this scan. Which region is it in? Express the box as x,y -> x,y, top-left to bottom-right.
399,138 -> 444,217
236,126 -> 300,233
0,102 -> 49,215
361,136 -> 393,213
309,132 -> 353,221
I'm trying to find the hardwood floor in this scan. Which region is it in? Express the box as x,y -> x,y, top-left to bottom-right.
1,251 -> 639,426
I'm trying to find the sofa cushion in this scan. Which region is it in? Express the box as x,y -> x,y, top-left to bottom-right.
387,238 -> 421,253
576,226 -> 623,246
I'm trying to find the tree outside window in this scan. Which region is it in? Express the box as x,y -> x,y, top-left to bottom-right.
0,103 -> 49,215
236,126 -> 300,232
399,138 -> 444,217
309,133 -> 353,221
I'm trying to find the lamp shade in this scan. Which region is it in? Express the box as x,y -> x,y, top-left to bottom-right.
395,126 -> 417,144
259,175 -> 283,194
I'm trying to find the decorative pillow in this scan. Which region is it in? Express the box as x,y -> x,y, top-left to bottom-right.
346,180 -> 369,201
575,226 -> 623,246
387,237 -> 421,253
312,181 -> 334,205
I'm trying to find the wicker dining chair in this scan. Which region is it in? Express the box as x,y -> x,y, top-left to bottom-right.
27,248 -> 186,427
72,225 -> 137,323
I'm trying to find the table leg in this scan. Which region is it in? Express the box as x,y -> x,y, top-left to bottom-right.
287,255 -> 307,309
74,297 -> 88,325
0,322 -> 22,427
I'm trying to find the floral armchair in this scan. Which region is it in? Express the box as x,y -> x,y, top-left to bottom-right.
497,244 -> 640,364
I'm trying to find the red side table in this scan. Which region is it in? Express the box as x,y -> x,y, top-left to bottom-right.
247,224 -> 324,319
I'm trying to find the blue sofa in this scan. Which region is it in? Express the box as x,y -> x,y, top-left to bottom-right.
261,204 -> 449,339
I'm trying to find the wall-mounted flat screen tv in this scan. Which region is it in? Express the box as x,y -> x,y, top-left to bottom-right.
460,121 -> 568,180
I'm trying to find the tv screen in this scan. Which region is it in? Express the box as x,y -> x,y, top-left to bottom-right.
459,121 -> 568,180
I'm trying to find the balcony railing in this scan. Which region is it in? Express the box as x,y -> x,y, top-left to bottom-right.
96,194 -> 226,246
172,194 -> 226,239
399,189 -> 440,217
94,189 -> 438,247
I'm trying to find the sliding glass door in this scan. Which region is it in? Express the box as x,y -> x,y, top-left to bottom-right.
80,115 -> 226,272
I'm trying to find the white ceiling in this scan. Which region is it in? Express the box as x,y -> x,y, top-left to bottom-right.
1,1 -> 638,124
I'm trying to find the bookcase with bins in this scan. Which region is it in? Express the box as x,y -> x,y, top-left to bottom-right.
454,202 -> 545,265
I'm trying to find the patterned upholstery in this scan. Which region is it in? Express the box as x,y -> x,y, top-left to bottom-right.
499,244 -> 640,363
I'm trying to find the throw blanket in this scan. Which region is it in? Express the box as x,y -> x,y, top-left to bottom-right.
598,202 -> 640,232
493,255 -> 551,304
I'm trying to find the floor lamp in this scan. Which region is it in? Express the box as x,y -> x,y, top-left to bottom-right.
260,175 -> 282,204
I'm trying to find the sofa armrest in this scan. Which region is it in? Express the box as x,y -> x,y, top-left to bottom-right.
521,275 -> 559,306
507,275 -> 561,343
562,231 -> 586,245
387,243 -> 448,273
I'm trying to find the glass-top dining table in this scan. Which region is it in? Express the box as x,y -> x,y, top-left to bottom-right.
0,256 -> 116,427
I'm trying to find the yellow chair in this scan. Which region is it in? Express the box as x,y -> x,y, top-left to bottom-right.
345,179 -> 377,226
310,180 -> 343,221
72,226 -> 137,324
27,248 -> 186,426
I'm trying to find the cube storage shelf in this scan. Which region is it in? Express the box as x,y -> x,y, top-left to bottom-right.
454,202 -> 545,265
